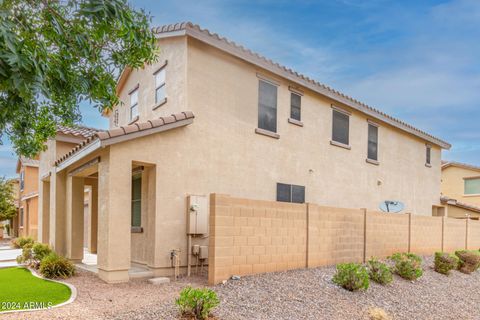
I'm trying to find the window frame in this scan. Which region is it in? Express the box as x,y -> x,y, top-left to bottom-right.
131,172 -> 142,230
276,183 -> 305,204
425,145 -> 432,167
464,177 -> 480,196
20,170 -> 24,191
257,78 -> 279,134
331,106 -> 351,148
129,86 -> 139,122
19,207 -> 24,227
154,66 -> 166,106
290,92 -> 302,122
367,121 -> 379,162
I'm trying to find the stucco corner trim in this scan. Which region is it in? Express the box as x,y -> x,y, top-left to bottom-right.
330,140 -> 351,150
255,128 -> 280,139
366,158 -> 380,166
152,98 -> 168,110
288,118 -> 304,127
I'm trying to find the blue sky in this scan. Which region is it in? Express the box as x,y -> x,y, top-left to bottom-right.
1,0 -> 479,177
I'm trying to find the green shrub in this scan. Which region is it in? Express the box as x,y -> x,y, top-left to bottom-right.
455,250 -> 480,274
332,263 -> 369,291
16,246 -> 33,265
389,253 -> 423,280
11,236 -> 34,249
176,286 -> 220,320
15,241 -> 53,269
434,252 -> 459,275
39,253 -> 75,279
367,258 -> 393,285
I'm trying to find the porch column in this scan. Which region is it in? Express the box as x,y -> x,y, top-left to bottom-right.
49,170 -> 67,255
38,180 -> 50,244
97,152 -> 131,283
65,175 -> 85,262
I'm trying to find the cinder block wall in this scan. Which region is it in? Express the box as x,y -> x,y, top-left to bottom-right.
208,194 -> 474,285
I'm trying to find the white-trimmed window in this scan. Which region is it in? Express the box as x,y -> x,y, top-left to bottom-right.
258,80 -> 278,133
465,178 -> 480,195
426,145 -> 431,166
332,108 -> 350,146
367,123 -> 378,161
130,88 -> 139,121
155,68 -> 166,104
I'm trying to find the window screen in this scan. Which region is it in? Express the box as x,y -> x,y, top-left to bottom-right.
155,68 -> 166,104
131,174 -> 142,227
19,208 -> 24,227
332,110 -> 349,145
426,146 -> 431,165
258,80 -> 277,132
368,124 -> 378,160
276,183 -> 305,203
130,89 -> 139,120
290,93 -> 301,121
465,178 -> 480,195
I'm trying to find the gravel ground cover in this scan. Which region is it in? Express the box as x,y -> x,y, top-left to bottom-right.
2,256 -> 480,319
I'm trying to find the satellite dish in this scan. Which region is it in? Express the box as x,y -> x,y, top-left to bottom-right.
379,200 -> 405,213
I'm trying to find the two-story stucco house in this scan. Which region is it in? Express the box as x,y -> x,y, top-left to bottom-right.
441,161 -> 480,219
13,157 -> 39,239
37,22 -> 450,283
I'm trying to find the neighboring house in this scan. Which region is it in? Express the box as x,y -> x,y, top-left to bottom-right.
13,157 -> 39,239
3,178 -> 19,238
38,22 -> 451,283
440,161 -> 480,219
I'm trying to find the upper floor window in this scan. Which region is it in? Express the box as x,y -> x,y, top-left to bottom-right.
130,88 -> 139,121
426,145 -> 431,166
155,67 -> 166,104
113,109 -> 119,127
332,108 -> 350,146
290,92 -> 301,121
367,123 -> 378,161
277,183 -> 305,203
258,80 -> 278,133
465,178 -> 480,195
20,171 -> 24,191
19,207 -> 24,227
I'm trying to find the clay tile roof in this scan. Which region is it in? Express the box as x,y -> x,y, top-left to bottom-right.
57,125 -> 99,138
440,196 -> 480,214
152,22 -> 450,149
54,112 -> 194,167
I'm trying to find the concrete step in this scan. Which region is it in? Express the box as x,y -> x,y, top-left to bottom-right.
148,277 -> 170,285
129,270 -> 154,279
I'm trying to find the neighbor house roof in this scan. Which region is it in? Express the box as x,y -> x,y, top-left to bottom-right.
441,161 -> 480,172
55,111 -> 195,169
440,196 -> 480,214
116,22 -> 451,149
57,125 -> 99,139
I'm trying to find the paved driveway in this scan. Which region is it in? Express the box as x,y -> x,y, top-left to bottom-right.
0,248 -> 21,268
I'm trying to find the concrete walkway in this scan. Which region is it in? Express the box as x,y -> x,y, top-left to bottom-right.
0,248 -> 21,268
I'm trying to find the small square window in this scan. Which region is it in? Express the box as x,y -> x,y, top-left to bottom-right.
276,183 -> 305,203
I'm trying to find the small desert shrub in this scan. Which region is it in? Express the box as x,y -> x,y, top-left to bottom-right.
368,307 -> 392,320
11,236 -> 34,249
389,253 -> 423,280
367,258 -> 393,285
434,252 -> 459,275
455,250 -> 480,274
176,287 -> 220,320
16,242 -> 53,269
39,253 -> 75,279
332,263 -> 369,291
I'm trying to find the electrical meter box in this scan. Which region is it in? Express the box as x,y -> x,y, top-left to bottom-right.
187,195 -> 208,235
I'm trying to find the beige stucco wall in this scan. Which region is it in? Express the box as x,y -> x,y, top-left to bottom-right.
18,165 -> 39,239
442,166 -> 480,206
94,34 -> 445,275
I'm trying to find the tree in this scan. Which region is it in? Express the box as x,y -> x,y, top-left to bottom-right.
0,0 -> 158,157
0,177 -> 17,221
